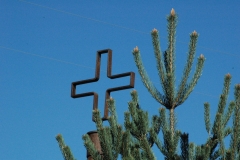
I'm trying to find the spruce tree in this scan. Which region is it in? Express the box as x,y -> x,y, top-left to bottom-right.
56,9 -> 240,160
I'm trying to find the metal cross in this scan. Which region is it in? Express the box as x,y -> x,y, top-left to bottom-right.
71,49 -> 135,121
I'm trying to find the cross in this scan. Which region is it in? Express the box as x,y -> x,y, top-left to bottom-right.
71,49 -> 135,121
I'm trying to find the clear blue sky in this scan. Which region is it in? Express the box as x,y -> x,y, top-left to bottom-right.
0,1 -> 240,159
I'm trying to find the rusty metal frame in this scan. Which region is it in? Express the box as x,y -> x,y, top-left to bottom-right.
71,49 -> 135,121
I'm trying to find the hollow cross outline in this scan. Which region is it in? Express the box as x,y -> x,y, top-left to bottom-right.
71,49 -> 135,121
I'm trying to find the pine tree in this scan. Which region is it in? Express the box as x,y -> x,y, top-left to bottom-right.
131,8 -> 205,159
56,9 -> 240,160
187,75 -> 240,160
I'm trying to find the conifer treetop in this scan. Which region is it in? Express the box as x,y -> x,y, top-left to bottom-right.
132,8 -> 205,110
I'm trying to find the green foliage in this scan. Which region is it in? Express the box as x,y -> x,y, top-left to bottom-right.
80,91 -> 185,160
56,134 -> 75,160
82,98 -> 123,160
132,9 -> 205,110
56,9 -> 240,160
229,84 -> 240,159
82,91 -> 158,160
188,75 -> 240,160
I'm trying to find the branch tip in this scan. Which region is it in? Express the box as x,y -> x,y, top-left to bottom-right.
56,134 -> 62,138
226,73 -> 231,78
152,28 -> 158,33
133,46 -> 139,53
192,30 -> 197,36
200,54 -> 204,59
171,8 -> 175,16
236,84 -> 240,89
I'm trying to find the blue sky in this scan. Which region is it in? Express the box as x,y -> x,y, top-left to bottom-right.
0,1 -> 240,159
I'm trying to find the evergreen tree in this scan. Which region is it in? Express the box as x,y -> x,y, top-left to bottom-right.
131,8 -> 205,159
56,9 -> 240,160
